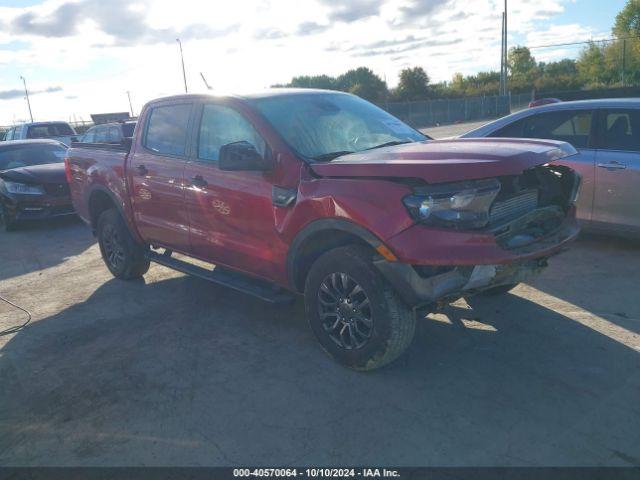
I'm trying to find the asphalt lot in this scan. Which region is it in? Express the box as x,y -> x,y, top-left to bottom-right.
1,121 -> 639,466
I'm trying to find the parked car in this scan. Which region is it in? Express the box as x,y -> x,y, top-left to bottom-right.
0,140 -> 74,231
3,122 -> 79,146
462,99 -> 640,237
528,98 -> 561,108
80,121 -> 136,144
67,90 -> 580,370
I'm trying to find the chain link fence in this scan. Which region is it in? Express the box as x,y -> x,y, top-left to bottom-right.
381,95 -> 511,129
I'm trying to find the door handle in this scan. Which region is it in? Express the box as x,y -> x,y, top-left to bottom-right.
136,164 -> 148,175
191,175 -> 208,187
597,162 -> 627,170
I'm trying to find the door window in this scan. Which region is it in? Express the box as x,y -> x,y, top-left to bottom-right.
82,128 -> 96,143
598,109 -> 640,152
491,110 -> 593,149
144,104 -> 192,156
198,104 -> 266,162
108,126 -> 121,143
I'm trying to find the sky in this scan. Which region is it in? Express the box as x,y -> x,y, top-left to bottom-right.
0,0 -> 628,125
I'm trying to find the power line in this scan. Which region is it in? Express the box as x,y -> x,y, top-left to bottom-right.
529,34 -> 640,50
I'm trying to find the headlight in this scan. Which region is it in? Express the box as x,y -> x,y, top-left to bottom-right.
4,181 -> 45,195
403,178 -> 501,229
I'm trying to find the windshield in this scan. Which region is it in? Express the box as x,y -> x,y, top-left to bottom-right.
0,144 -> 67,170
27,123 -> 75,138
250,93 -> 427,160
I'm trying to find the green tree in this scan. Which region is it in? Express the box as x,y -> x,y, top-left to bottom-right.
577,42 -> 610,86
396,67 -> 430,100
614,0 -> 640,36
287,75 -> 336,90
336,67 -> 388,102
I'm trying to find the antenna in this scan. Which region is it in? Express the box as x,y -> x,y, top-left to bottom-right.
200,72 -> 212,90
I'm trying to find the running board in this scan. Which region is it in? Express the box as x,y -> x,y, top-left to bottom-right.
146,251 -> 295,305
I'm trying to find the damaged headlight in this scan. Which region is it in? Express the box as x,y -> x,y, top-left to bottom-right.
403,178 -> 501,229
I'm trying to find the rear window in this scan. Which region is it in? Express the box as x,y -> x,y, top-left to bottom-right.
26,123 -> 75,138
144,105 -> 192,156
0,144 -> 67,170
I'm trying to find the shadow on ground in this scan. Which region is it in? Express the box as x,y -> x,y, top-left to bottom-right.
1,264 -> 639,466
0,216 -> 94,281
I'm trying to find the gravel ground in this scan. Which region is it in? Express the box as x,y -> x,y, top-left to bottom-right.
0,216 -> 639,467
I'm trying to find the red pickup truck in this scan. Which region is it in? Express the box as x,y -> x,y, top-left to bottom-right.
67,89 -> 581,370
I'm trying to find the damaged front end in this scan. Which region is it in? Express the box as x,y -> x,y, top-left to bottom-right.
376,164 -> 581,308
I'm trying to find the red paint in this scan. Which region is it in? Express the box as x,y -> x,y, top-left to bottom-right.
68,93 -> 579,290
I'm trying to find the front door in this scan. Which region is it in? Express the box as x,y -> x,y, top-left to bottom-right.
184,103 -> 287,280
128,102 -> 193,251
592,108 -> 640,232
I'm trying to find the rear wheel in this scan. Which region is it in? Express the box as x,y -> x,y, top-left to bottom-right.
0,203 -> 17,232
304,245 -> 416,371
97,208 -> 149,279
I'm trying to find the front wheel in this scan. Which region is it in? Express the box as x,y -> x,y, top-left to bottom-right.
0,203 -> 17,232
304,245 -> 416,371
97,208 -> 150,279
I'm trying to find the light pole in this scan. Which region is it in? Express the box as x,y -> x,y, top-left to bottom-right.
176,38 -> 188,93
126,91 -> 135,117
503,0 -> 508,96
20,76 -> 33,122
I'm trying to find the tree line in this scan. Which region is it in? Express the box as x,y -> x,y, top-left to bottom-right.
275,0 -> 640,103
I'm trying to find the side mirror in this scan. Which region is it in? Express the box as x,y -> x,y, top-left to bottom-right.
219,141 -> 271,171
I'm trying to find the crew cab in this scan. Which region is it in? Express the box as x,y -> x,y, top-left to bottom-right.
66,89 -> 581,370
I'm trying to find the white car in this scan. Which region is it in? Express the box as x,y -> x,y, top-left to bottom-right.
3,122 -> 79,146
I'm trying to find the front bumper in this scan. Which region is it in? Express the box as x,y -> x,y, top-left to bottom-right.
376,209 -> 579,307
3,193 -> 75,222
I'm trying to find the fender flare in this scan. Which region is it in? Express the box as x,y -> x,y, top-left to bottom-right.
85,184 -> 140,240
286,218 -> 385,291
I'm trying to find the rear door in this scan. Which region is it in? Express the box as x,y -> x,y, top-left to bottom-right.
128,102 -> 194,251
489,108 -> 596,222
184,102 -> 284,279
592,108 -> 640,232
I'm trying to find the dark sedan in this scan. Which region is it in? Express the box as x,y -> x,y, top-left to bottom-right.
0,140 -> 74,231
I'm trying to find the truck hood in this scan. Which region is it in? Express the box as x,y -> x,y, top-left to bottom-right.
309,138 -> 577,183
0,163 -> 66,185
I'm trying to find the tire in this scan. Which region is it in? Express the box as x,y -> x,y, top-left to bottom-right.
478,283 -> 519,296
97,208 -> 149,279
304,245 -> 416,371
0,203 -> 18,232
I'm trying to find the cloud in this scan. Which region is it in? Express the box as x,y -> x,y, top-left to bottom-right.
349,37 -> 462,57
396,0 -> 451,24
318,0 -> 384,22
253,28 -> 288,40
0,86 -> 62,101
9,0 -> 239,45
296,21 -> 330,36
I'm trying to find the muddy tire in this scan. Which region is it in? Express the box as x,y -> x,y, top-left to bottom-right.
478,283 -> 519,296
304,245 -> 416,371
97,208 -> 149,279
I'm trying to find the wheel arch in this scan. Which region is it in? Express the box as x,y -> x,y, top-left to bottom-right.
287,219 -> 385,293
86,185 -> 136,238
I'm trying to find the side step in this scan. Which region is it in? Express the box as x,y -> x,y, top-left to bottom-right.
146,251 -> 296,305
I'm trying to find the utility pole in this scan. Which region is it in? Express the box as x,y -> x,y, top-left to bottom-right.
126,91 -> 135,117
503,0 -> 508,96
200,72 -> 212,90
621,39 -> 627,86
20,76 -> 33,122
500,12 -> 505,96
176,38 -> 188,93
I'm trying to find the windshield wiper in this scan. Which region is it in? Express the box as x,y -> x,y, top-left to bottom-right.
365,140 -> 413,151
312,151 -> 354,162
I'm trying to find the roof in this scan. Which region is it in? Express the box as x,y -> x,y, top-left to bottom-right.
528,98 -> 640,110
11,121 -> 72,127
0,139 -> 66,148
149,88 -> 350,104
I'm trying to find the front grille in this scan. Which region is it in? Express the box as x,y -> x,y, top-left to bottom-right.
43,183 -> 70,197
490,190 -> 538,225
